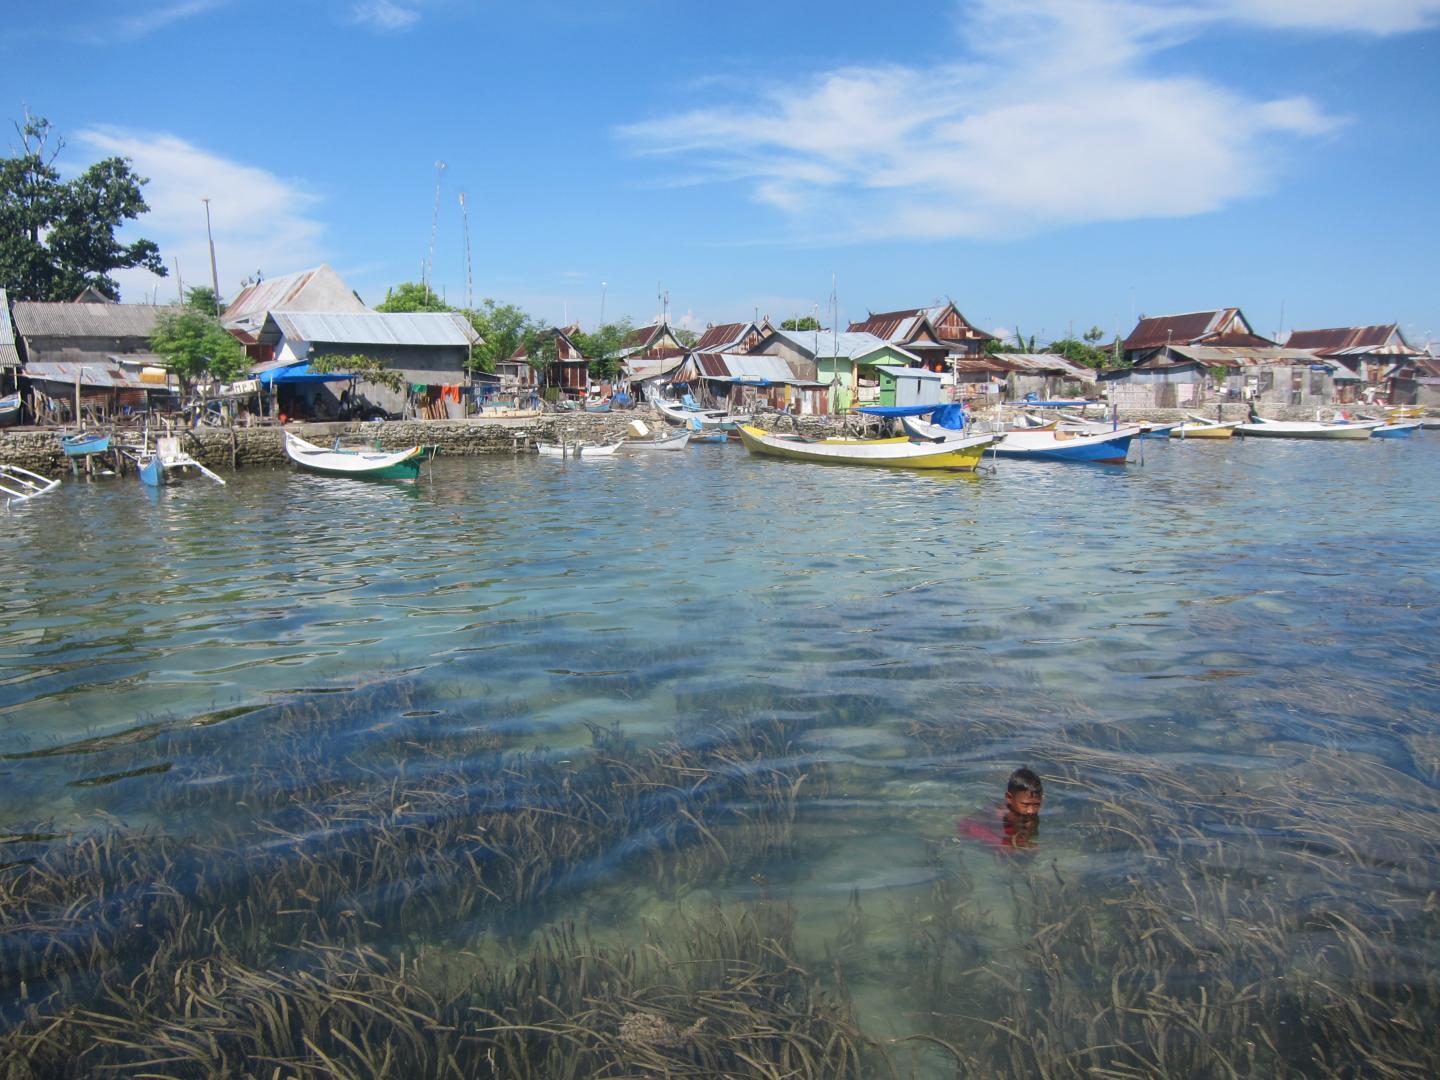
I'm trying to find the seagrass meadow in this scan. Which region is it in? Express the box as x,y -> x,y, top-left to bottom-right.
1,438 -> 1438,1077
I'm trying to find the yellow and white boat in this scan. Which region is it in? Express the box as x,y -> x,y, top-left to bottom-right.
1171,415 -> 1241,439
736,424 -> 995,470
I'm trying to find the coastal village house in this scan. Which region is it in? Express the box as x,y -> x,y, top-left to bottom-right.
1384,352 -> 1440,407
506,325 -> 586,398
1283,324 -> 1421,388
10,292 -> 182,420
677,351 -> 827,414
847,302 -> 995,371
1121,308 -> 1274,365
222,264 -> 369,362
691,321 -> 766,354
986,353 -> 1096,401
1101,343 -> 1344,409
751,328 -> 919,411
254,310 -> 480,419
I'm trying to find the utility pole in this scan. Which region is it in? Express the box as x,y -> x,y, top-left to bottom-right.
458,191 -> 473,310
425,161 -> 446,297
173,257 -> 184,303
201,198 -> 220,316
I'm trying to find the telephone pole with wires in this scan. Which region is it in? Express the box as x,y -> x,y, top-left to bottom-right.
424,160 -> 446,297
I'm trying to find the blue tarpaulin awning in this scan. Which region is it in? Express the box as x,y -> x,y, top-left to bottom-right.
255,362 -> 356,386
856,404 -> 953,417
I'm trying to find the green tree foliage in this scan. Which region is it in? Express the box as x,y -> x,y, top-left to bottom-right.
0,115 -> 165,301
151,309 -> 248,393
465,299 -> 535,373
376,282 -> 449,313
309,353 -> 405,393
674,327 -> 698,348
1047,337 -> 1112,369
520,328 -> 559,375
573,318 -> 635,380
782,315 -> 821,331
184,285 -> 222,316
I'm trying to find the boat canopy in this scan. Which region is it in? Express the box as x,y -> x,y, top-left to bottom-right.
255,362 -> 357,386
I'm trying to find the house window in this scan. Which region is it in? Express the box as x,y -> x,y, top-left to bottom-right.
1309,370 -> 1324,397
1258,369 -> 1273,393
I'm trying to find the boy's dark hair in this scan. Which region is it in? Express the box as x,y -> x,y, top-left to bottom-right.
1007,767 -> 1043,796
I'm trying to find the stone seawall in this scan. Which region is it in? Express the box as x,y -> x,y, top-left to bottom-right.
0,412 -> 659,476
0,403 -> 1408,478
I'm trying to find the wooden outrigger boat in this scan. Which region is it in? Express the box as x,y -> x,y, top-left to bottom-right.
135,435 -> 227,486
284,431 -> 424,480
1,464 -> 60,506
652,395 -> 750,430
1370,421 -> 1420,439
620,429 -> 691,451
0,392 -> 20,428
737,424 -> 994,469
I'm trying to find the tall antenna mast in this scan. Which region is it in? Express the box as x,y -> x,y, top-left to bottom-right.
425,160 -> 446,296
201,197 -> 221,316
458,190 -> 473,310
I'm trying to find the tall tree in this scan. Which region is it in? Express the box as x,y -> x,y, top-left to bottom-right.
376,281 -> 449,313
573,318 -> 635,380
465,299 -> 534,373
184,285 -> 222,315
151,309 -> 248,395
782,315 -> 821,331
0,115 -> 165,301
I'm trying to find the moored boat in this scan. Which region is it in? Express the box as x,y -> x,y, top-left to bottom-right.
652,395 -> 750,430
133,436 -> 228,487
1371,421 -> 1420,439
60,431 -> 111,456
0,392 -> 20,428
736,424 -> 994,469
621,429 -> 690,451
906,414 -> 1138,463
1171,416 -> 1241,439
1234,414 -> 1380,439
1,463 -> 60,506
536,440 -> 626,458
284,431 -> 423,479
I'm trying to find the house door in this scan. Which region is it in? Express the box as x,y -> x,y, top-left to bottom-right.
1290,368 -> 1303,405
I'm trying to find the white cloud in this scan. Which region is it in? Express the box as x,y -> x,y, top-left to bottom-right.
618,0 -> 1380,242
113,0 -> 229,39
350,0 -> 421,31
75,128 -> 329,304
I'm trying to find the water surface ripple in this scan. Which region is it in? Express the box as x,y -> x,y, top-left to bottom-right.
2,436 -> 1438,1074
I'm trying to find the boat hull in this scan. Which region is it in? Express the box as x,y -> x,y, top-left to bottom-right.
61,434 -> 111,456
0,395 -> 19,428
284,432 -> 423,478
993,426 -> 1139,463
737,425 -> 993,469
1234,422 -> 1378,439
1371,423 -> 1418,439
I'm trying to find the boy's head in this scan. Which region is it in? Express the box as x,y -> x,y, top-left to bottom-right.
1004,767 -> 1044,818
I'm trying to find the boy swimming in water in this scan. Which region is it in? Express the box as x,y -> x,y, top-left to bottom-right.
957,767 -> 1044,852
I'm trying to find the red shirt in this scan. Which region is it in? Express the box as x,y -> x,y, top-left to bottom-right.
956,805 -> 1038,854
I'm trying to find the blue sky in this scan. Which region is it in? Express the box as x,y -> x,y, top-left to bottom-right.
6,0 -> 1439,346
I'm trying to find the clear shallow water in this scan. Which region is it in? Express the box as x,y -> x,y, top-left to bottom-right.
2,436 -> 1438,1075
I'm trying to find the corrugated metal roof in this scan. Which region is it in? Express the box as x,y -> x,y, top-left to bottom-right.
694,352 -> 814,383
1122,308 -> 1268,350
263,311 -> 480,348
1167,344 -> 1319,367
847,308 -> 927,341
876,365 -> 940,379
693,322 -> 755,351
767,329 -> 920,362
988,353 -> 1095,377
23,360 -> 165,389
221,265 -> 368,329
12,300 -> 185,339
1285,324 -> 1415,357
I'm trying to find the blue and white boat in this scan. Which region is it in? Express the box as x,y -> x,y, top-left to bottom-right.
893,404 -> 1139,464
60,431 -> 111,456
132,436 -> 227,487
1370,421 -> 1420,439
0,392 -> 20,428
